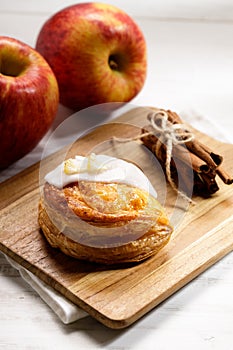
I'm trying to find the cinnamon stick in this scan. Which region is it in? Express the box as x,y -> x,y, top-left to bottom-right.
141,128 -> 210,174
185,140 -> 223,169
216,167 -> 233,185
160,109 -> 223,168
141,109 -> 233,198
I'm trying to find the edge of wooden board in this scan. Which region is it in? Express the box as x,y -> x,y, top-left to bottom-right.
1,214 -> 232,329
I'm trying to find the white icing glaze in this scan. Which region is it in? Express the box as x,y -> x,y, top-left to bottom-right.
44,154 -> 157,198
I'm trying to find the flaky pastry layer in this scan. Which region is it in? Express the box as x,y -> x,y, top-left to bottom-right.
38,181 -> 173,264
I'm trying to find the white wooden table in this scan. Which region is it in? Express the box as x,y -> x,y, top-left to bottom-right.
0,1 -> 233,349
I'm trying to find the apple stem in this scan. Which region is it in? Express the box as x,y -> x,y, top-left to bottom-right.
109,60 -> 118,70
109,56 -> 119,71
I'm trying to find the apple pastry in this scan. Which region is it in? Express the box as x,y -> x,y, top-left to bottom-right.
38,154 -> 173,264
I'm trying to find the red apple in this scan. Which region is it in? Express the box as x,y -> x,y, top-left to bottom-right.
35,2 -> 147,111
0,36 -> 59,169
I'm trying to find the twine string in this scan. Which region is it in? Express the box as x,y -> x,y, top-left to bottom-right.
112,110 -> 195,204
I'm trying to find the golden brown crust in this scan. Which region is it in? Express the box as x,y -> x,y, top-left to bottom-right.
39,181 -> 173,264
44,182 -> 162,223
38,199 -> 172,264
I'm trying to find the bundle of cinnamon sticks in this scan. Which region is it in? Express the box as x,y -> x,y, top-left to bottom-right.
141,109 -> 233,198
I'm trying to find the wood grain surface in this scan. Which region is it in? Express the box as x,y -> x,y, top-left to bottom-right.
0,107 -> 233,329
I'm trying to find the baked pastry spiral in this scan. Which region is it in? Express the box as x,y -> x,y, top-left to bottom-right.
38,154 -> 173,264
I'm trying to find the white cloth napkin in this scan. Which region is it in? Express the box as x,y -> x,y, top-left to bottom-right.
3,108 -> 233,324
5,255 -> 88,323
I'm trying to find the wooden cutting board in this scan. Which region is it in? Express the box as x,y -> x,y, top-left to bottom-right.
0,106 -> 233,329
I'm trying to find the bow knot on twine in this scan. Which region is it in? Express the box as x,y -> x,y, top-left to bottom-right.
113,110 -> 195,204
147,110 -> 194,145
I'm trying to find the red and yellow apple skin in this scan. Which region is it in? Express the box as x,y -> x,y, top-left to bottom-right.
36,2 -> 147,111
0,36 -> 59,169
